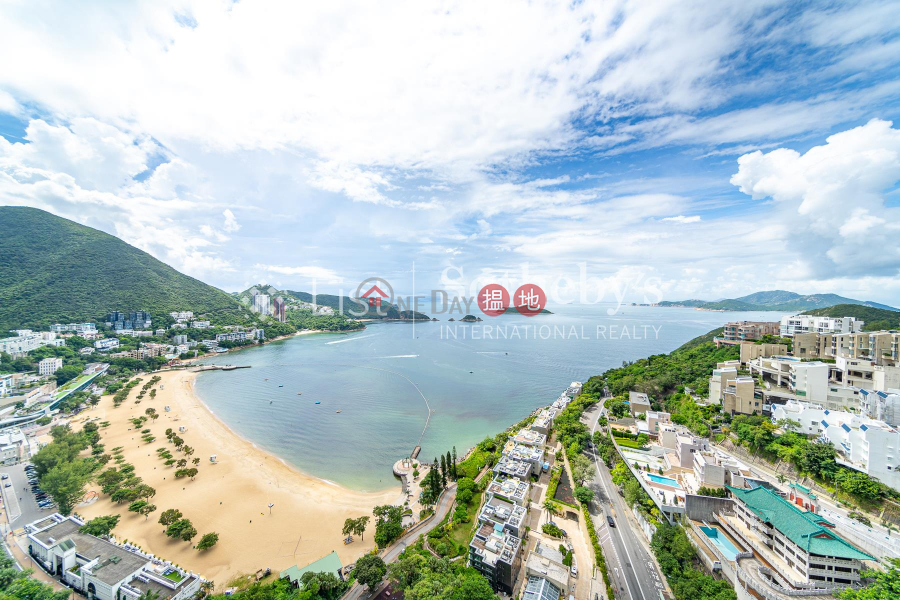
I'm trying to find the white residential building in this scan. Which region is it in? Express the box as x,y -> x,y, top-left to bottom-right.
190,320 -> 210,329
780,315 -> 863,337
215,332 -> 247,343
0,331 -> 64,355
628,391 -> 651,415
748,356 -> 828,403
523,542 -> 569,594
773,400 -> 900,491
50,323 -> 97,335
172,335 -> 188,345
511,428 -> 546,447
859,389 -> 900,427
0,373 -> 12,398
26,514 -> 204,600
94,338 -> 119,352
80,347 -> 95,356
0,427 -> 31,465
874,365 -> 900,392
485,476 -> 529,506
38,357 -> 63,376
169,311 -> 194,321
253,293 -> 271,315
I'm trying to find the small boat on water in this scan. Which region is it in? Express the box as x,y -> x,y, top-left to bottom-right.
315,401 -> 321,405
278,384 -> 284,387
336,410 -> 342,413
297,392 -> 302,395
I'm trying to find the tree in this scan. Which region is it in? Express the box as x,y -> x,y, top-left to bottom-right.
41,459 -> 94,515
373,505 -> 404,548
80,515 -> 120,537
166,518 -> 197,541
196,532 -> 219,550
574,486 -> 594,504
158,508 -> 183,528
352,554 -> 387,591
570,454 -> 593,486
137,590 -> 160,600
542,523 -> 564,538
543,500 -> 560,517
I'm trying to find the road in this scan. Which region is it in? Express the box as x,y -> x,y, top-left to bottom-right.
583,404 -> 666,600
342,483 -> 457,600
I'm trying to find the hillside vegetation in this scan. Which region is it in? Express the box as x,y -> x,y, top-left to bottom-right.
0,207 -> 249,330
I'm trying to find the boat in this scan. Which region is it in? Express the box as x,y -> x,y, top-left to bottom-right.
336,410 -> 342,413
297,392 -> 302,395
278,384 -> 284,388
315,401 -> 321,405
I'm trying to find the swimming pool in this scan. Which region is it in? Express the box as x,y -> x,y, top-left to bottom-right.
700,526 -> 740,561
647,473 -> 682,488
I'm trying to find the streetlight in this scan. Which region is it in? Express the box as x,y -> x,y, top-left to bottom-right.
268,503 -> 274,515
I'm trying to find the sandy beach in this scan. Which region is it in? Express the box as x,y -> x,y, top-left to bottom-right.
76,369 -> 401,587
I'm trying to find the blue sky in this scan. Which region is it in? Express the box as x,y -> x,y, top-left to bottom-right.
1,0 -> 899,305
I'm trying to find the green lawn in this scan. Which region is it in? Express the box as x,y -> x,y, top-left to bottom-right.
449,488 -> 485,549
163,571 -> 185,583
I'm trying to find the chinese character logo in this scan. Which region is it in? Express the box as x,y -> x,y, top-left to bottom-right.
477,284 -> 510,317
513,283 -> 546,317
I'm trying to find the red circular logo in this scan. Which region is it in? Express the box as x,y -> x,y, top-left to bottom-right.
477,284 -> 510,317
513,284 -> 546,316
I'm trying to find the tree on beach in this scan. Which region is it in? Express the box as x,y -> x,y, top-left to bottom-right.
353,516 -> 370,540
177,459 -> 187,468
352,554 -> 386,591
159,508 -> 182,528
166,518 -> 197,541
196,532 -> 219,550
373,505 -> 404,548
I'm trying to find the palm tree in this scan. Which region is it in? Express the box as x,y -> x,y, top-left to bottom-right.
776,473 -> 786,485
137,590 -> 160,600
543,500 -> 559,518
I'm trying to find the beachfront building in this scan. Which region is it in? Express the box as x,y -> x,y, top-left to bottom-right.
780,315 -> 863,338
530,408 -> 557,435
726,486 -> 874,587
281,551 -> 344,587
469,522 -> 523,594
478,494 -> 528,538
215,331 -> 248,343
494,455 -> 532,480
523,541 -> 569,594
551,394 -> 572,412
26,514 -> 203,600
38,357 -> 63,376
51,323 -> 97,335
565,381 -> 582,398
512,428 -> 546,447
505,442 -> 543,472
485,475 -> 529,506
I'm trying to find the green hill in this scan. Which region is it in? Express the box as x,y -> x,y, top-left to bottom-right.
659,289 -> 896,312
804,304 -> 900,332
0,206 -> 250,331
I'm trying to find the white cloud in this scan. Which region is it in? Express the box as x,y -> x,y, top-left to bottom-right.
222,209 -> 240,232
253,264 -> 344,285
731,118 -> 900,277
661,215 -> 701,224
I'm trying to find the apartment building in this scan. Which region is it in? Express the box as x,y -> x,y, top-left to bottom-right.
780,315 -> 863,337
0,331 -> 64,355
727,485 -> 873,587
859,389 -> 900,427
628,391 -> 651,415
523,542 -> 569,596
674,434 -> 709,469
874,364 -> 900,392
215,331 -> 248,343
692,450 -> 751,489
190,320 -> 210,329
252,293 -> 271,316
478,495 -> 528,538
565,381 -> 583,398
169,311 -> 194,321
739,342 -> 788,364
723,376 -> 758,415
0,374 -> 12,398
26,514 -> 203,600
494,455 -> 532,480
792,332 -> 833,360
511,428 -> 546,447
646,411 -> 671,437
0,427 -> 31,465
93,338 -> 119,352
748,356 -> 828,402
38,357 -> 63,376
504,442 -> 543,472
51,323 -> 97,335
469,522 -> 522,594
708,362 -> 738,405
721,321 -> 780,342
835,356 -> 874,388
530,408 -> 556,435
485,475 -> 529,506
773,400 -> 900,491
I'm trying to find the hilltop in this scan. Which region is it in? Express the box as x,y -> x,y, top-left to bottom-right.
234,287 -> 431,320
659,290 -> 896,312
0,207 -> 250,331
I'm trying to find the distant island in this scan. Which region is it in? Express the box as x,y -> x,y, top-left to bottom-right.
656,289 -> 896,312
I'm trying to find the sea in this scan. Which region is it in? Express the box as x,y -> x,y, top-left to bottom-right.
193,304 -> 789,491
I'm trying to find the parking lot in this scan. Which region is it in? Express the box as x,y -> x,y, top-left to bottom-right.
0,462 -> 56,526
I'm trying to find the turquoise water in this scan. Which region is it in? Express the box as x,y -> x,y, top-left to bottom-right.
647,474 -> 682,488
700,526 -> 740,561
194,304 -> 788,491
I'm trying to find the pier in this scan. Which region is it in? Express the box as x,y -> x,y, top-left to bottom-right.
191,365 -> 252,372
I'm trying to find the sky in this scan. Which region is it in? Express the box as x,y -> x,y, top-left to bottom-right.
1,0 -> 899,305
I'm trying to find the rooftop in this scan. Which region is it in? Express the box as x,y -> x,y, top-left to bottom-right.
280,551 -> 343,585
727,486 -> 874,561
486,476 -> 529,504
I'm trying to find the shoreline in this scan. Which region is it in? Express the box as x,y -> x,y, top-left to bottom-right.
77,369 -> 401,586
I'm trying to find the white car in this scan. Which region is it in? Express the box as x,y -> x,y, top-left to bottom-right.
571,564 -> 578,577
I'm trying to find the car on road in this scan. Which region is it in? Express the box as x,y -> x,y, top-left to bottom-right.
1,474 -> 8,480
607,516 -> 615,528
571,565 -> 577,577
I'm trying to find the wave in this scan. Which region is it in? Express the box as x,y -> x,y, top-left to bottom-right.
325,334 -> 377,345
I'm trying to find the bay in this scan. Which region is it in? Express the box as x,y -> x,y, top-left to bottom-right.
193,304 -> 788,491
